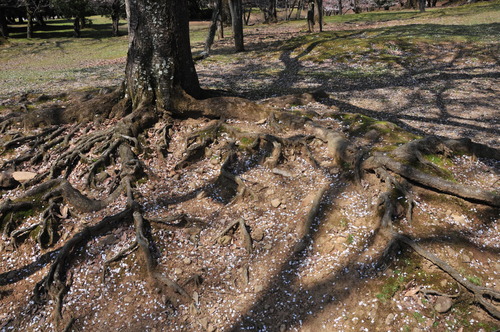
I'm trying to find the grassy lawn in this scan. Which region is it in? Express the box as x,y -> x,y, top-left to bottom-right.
1,1 -> 499,97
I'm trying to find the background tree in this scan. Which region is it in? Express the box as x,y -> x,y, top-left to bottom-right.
90,0 -> 125,36
50,0 -> 92,37
229,0 -> 244,51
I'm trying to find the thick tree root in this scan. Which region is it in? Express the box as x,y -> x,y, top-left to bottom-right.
33,208 -> 134,307
132,208 -> 191,299
396,233 -> 500,319
366,153 -> 499,207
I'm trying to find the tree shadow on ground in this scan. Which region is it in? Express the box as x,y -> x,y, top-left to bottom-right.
201,23 -> 499,146
7,19 -> 127,39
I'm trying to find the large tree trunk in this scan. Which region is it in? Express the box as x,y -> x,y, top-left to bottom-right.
229,0 -> 244,52
125,0 -> 202,111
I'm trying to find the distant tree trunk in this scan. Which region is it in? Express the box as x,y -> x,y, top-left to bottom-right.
111,14 -> 119,36
111,0 -> 121,36
296,0 -> 304,19
268,0 -> 277,23
229,0 -> 244,52
307,1 -> 314,32
125,0 -> 202,111
315,0 -> 323,32
405,0 -> 416,9
204,0 -> 222,55
419,0 -> 425,12
73,17 -> 81,37
338,0 -> 343,15
0,9 -> 8,38
80,17 -> 87,29
26,7 -> 34,38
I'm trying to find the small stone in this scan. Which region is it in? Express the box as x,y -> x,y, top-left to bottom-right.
183,257 -> 192,265
271,199 -> 281,208
440,279 -> 448,287
279,324 -> 286,332
385,313 -> 395,325
272,168 -> 292,177
218,235 -> 232,246
263,243 -> 272,250
462,254 -> 471,262
12,171 -> 36,182
254,284 -> 265,293
251,228 -> 265,242
174,268 -> 183,275
434,296 -> 453,313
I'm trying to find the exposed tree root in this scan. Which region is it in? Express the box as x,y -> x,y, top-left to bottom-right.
212,218 -> 253,254
396,234 -> 500,320
1,87 -> 499,330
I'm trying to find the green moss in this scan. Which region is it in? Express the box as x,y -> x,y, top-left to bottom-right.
466,275 -> 482,286
376,269 -> 406,302
423,154 -> 452,167
346,234 -> 354,244
238,136 -> 256,148
412,312 -> 426,324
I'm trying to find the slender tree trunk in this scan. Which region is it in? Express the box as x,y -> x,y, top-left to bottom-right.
307,1 -> 314,32
315,0 -> 323,32
111,1 -> 121,36
204,0 -> 222,55
111,14 -> 120,36
125,0 -> 201,111
73,17 -> 81,37
268,0 -> 277,23
419,0 -> 425,12
338,0 -> 343,15
229,0 -> 244,52
26,7 -> 33,38
0,9 -> 8,38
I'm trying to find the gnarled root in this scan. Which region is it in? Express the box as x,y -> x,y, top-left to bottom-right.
396,234 -> 500,319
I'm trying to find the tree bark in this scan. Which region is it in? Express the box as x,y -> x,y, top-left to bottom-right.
315,0 -> 323,32
26,6 -> 34,38
125,0 -> 202,111
229,0 -> 244,52
204,0 -> 222,55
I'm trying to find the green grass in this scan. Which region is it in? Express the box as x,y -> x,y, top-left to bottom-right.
1,1 -> 499,97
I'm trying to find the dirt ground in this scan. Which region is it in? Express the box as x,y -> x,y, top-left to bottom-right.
0,15 -> 499,332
